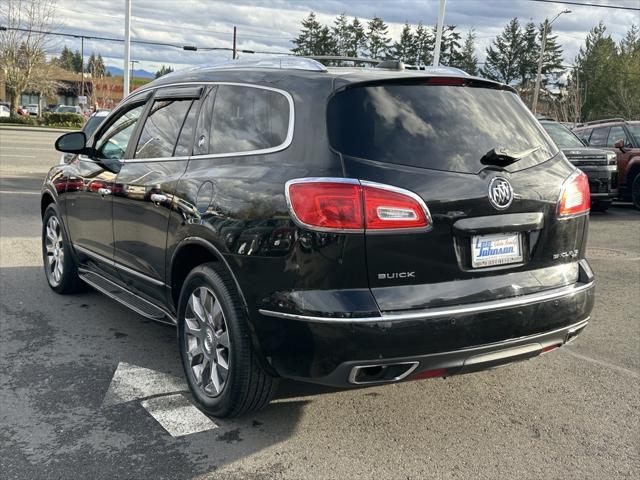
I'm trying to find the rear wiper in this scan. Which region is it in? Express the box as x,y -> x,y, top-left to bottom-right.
480,145 -> 541,167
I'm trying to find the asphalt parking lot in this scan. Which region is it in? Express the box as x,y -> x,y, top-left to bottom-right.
1,127 -> 639,480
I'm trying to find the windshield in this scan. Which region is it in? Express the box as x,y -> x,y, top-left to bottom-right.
628,124 -> 640,144
83,115 -> 106,139
58,106 -> 77,113
541,122 -> 584,148
327,81 -> 557,173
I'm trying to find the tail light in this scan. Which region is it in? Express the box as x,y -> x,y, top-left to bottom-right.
557,170 -> 590,218
285,178 -> 431,233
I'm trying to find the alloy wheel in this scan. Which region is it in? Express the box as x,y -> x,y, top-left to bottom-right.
44,215 -> 64,287
184,286 -> 231,397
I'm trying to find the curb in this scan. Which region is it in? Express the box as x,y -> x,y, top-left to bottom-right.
0,125 -> 78,133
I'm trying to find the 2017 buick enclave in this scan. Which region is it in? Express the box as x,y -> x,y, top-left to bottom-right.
43,58 -> 595,417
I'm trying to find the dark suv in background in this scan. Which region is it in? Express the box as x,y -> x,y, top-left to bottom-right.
540,119 -> 617,211
574,118 -> 640,209
44,58 -> 594,417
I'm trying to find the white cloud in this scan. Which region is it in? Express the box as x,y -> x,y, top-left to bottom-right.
50,0 -> 638,74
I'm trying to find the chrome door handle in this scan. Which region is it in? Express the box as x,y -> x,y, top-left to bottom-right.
150,193 -> 168,205
98,188 -> 112,197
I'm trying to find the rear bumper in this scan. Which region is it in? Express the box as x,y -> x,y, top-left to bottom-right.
257,260 -> 595,385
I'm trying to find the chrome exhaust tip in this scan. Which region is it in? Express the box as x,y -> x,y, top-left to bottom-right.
348,361 -> 419,385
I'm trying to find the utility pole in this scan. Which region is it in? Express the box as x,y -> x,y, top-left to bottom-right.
80,36 -> 84,99
433,0 -> 446,66
233,26 -> 237,60
532,9 -> 570,114
123,0 -> 132,97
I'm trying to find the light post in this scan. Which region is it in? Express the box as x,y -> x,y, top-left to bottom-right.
532,9 -> 571,114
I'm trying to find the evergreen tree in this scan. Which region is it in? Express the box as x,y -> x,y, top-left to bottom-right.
292,12 -> 323,56
519,21 -> 540,85
539,20 -> 565,84
316,25 -> 337,56
72,50 -> 83,73
409,22 -> 433,66
440,25 -> 463,67
458,28 -> 478,75
392,23 -> 414,63
332,13 -> 351,57
346,17 -> 366,58
480,18 -> 523,84
366,16 -> 391,60
155,65 -> 174,78
87,53 -> 105,77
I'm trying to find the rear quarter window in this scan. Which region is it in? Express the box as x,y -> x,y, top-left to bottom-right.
327,81 -> 557,174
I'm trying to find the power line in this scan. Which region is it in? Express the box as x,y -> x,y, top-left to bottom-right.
530,0 -> 640,11
1,26 -> 290,56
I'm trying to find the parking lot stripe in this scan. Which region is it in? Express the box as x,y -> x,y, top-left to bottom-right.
0,191 -> 40,195
102,362 -> 187,407
141,393 -> 218,437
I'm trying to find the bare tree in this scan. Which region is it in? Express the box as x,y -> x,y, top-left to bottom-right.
0,0 -> 58,115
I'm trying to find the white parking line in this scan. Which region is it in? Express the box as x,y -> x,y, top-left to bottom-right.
0,191 -> 40,195
141,394 -> 218,437
102,362 -> 187,407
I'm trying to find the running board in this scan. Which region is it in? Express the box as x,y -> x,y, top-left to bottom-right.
79,269 -> 175,325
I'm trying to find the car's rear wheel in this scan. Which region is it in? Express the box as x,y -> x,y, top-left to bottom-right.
42,204 -> 82,293
178,262 -> 277,417
632,174 -> 640,210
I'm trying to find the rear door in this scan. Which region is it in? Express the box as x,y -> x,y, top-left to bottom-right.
112,86 -> 202,303
328,78 -> 585,312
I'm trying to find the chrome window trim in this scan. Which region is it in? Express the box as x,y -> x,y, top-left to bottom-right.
123,81 -> 295,163
75,245 -> 165,286
258,279 -> 595,323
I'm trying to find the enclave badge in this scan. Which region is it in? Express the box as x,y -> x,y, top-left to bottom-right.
488,177 -> 514,210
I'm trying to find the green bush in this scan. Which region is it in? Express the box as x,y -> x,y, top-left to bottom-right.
42,112 -> 84,128
0,115 -> 37,125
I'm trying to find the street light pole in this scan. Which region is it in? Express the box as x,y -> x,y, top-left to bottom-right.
123,0 -> 132,97
532,9 -> 570,114
433,0 -> 446,66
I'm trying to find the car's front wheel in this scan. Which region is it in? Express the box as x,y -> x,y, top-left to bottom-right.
178,263 -> 277,417
42,204 -> 82,293
632,174 -> 640,210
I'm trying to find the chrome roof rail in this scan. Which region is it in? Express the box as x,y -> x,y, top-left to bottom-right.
204,57 -> 327,72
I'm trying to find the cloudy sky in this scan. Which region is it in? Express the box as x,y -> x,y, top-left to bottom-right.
47,0 -> 639,74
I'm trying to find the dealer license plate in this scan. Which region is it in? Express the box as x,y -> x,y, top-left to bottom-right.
471,232 -> 523,268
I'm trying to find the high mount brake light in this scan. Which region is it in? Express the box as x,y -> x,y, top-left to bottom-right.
557,170 -> 590,218
425,77 -> 467,86
285,178 -> 431,233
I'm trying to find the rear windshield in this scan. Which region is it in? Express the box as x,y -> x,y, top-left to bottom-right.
327,81 -> 557,173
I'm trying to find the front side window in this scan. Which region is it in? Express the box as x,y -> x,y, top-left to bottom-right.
588,127 -> 609,147
135,99 -> 192,159
96,104 -> 145,160
606,126 -> 627,147
209,85 -> 290,155
628,124 -> 640,144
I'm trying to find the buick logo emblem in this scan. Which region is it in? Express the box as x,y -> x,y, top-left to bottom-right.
488,177 -> 513,210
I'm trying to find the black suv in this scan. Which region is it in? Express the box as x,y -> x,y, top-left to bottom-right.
44,58 -> 595,417
539,119 -> 618,211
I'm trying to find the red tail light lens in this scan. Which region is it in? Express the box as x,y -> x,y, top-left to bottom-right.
361,183 -> 430,230
287,181 -> 363,230
558,171 -> 590,218
286,179 -> 431,233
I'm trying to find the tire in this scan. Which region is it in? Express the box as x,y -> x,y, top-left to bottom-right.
42,203 -> 83,294
632,174 -> 640,210
177,262 -> 277,417
591,200 -> 611,212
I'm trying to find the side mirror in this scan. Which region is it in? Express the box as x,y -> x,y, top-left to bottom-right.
613,139 -> 626,152
55,131 -> 87,153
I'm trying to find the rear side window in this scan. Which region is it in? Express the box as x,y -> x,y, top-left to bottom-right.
588,127 -> 609,147
135,99 -> 192,159
195,85 -> 290,156
174,99 -> 200,157
327,82 -> 557,173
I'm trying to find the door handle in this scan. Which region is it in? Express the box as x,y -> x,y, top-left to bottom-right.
150,193 -> 168,205
98,188 -> 112,197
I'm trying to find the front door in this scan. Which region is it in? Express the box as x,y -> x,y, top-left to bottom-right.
112,86 -> 202,304
65,102 -> 147,275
